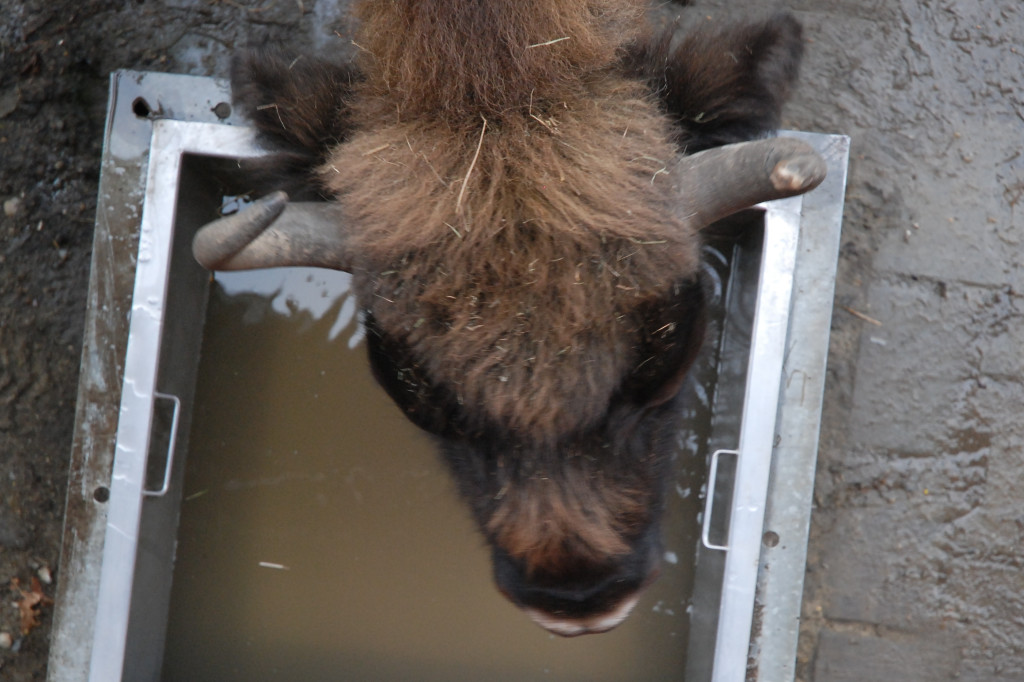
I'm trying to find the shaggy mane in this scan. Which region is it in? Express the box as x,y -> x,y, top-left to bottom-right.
352,0 -> 645,121
325,2 -> 698,442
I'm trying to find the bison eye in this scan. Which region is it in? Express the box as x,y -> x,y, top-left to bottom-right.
621,276 -> 708,407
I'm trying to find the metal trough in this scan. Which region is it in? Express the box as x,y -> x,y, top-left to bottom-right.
49,71 -> 849,682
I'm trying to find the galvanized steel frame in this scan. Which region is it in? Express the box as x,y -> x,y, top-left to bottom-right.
50,71 -> 848,682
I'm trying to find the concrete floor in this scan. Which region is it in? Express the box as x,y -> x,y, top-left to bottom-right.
773,0 -> 1024,679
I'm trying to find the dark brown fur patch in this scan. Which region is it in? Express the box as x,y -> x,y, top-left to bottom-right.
486,466 -> 652,575
230,49 -> 361,199
625,12 -> 804,151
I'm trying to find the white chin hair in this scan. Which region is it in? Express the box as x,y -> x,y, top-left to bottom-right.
524,592 -> 642,637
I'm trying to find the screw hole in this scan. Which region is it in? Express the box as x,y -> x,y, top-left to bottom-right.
93,486 -> 111,503
212,102 -> 231,119
132,97 -> 152,118
762,530 -> 780,548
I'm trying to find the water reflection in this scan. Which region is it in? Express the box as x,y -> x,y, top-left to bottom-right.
216,268 -> 362,346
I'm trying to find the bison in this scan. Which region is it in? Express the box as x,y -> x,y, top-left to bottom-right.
192,0 -> 824,636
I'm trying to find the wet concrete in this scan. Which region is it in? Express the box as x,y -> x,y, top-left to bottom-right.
1,0 -> 1022,680
761,0 -> 1024,679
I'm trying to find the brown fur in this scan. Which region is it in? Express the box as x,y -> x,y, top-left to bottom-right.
351,0 -> 645,121
487,465 -> 652,575
323,0 -> 699,444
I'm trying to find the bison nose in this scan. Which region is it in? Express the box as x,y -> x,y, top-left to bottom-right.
522,591 -> 643,637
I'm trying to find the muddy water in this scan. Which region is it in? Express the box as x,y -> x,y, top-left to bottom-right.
161,252 -> 732,680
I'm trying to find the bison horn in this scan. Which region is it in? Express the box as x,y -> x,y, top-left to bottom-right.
191,137 -> 825,274
671,136 -> 826,227
192,190 -> 353,272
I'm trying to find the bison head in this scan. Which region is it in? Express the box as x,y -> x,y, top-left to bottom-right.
192,138 -> 824,634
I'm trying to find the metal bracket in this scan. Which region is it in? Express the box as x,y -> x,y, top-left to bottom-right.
142,392 -> 181,498
702,449 -> 738,551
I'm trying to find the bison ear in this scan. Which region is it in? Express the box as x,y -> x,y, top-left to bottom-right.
619,276 -> 708,408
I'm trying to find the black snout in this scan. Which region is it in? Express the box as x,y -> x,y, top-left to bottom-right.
492,527 -> 663,636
